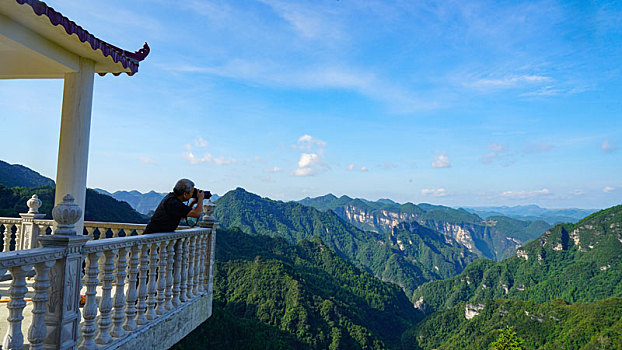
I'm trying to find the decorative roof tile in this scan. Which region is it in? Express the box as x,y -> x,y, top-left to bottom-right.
16,0 -> 149,75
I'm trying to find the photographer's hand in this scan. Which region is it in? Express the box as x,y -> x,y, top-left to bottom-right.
187,190 -> 205,218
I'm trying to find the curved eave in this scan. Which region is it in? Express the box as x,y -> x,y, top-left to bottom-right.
0,0 -> 149,77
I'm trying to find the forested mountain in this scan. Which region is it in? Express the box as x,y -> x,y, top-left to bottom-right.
412,205 -> 622,314
0,160 -> 54,188
215,188 -> 478,298
464,204 -> 597,225
0,185 -> 147,224
404,297 -> 622,349
174,228 -> 422,349
94,188 -> 219,215
299,195 -> 550,260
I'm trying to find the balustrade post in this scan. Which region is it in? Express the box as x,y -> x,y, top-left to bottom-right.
124,245 -> 140,331
146,242 -> 158,320
111,247 -> 128,338
156,240 -> 168,314
29,261 -> 56,350
2,223 -> 13,252
172,238 -> 183,307
19,194 -> 47,250
186,236 -> 196,299
136,244 -> 150,325
3,264 -> 31,350
95,249 -> 116,345
199,200 -> 218,300
192,235 -> 201,296
78,251 -> 101,350
179,238 -> 189,303
165,240 -> 175,310
39,194 -> 89,350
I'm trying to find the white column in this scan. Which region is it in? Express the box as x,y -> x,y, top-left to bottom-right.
54,57 -> 95,236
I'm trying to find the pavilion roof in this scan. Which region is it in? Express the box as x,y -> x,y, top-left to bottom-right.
0,0 -> 149,77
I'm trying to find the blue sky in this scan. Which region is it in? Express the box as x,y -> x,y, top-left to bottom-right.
1,0 -> 621,209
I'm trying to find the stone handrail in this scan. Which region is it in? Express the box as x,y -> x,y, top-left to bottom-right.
0,194 -> 218,349
0,246 -> 66,349
77,227 -> 215,349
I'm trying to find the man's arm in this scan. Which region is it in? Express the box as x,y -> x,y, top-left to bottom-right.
186,190 -> 205,218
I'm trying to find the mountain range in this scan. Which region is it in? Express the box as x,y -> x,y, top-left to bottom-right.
215,188 -> 479,298
464,204 -> 598,225
0,160 -> 54,188
299,194 -> 551,260
94,188 -> 220,215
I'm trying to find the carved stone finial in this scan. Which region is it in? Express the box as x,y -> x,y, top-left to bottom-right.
52,194 -> 82,235
199,199 -> 216,228
27,194 -> 42,214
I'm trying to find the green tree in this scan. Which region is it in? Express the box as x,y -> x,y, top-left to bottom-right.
490,326 -> 525,350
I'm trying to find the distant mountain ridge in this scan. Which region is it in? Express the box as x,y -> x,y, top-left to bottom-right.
298,195 -> 551,261
95,188 -> 220,215
215,187 -> 479,298
412,204 -> 622,314
464,204 -> 597,225
0,160 -> 54,188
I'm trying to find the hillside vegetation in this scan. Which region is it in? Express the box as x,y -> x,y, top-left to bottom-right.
174,228 -> 421,349
413,205 -> 622,313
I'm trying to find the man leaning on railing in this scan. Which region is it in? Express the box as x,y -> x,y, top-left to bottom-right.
143,179 -> 211,234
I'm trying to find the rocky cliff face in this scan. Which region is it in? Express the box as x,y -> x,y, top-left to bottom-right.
333,205 -> 420,233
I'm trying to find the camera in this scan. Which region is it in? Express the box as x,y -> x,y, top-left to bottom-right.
191,188 -> 211,199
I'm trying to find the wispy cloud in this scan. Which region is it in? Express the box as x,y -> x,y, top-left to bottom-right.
501,188 -> 550,199
182,152 -> 236,166
295,134 -> 327,150
466,74 -> 550,90
346,163 -> 367,172
264,167 -> 283,173
421,188 -> 448,197
603,186 -> 615,193
432,152 -> 451,168
601,139 -> 619,153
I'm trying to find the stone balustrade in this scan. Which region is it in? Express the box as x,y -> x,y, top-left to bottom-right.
0,194 -> 218,349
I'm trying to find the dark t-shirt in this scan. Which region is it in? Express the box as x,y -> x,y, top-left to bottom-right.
144,192 -> 192,234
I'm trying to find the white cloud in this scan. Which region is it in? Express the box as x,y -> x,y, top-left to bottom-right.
421,188 -> 448,197
432,153 -> 451,168
296,134 -> 327,150
298,153 -> 320,168
346,163 -> 367,172
602,139 -> 619,153
182,152 -> 236,166
501,188 -> 550,199
603,186 -> 615,193
383,162 -> 398,169
293,167 -> 313,177
264,167 -> 283,173
466,74 -> 550,90
194,137 -> 208,148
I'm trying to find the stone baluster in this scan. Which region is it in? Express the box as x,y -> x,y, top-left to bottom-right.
136,229 -> 144,235
3,224 -> 13,252
179,238 -> 189,303
186,236 -> 196,299
95,249 -> 116,345
136,244 -> 149,325
3,265 -> 31,349
111,228 -> 120,238
146,242 -> 158,320
124,245 -> 140,331
165,240 -> 175,310
192,235 -> 201,296
28,260 -> 56,350
19,195 -> 47,250
39,194 -> 89,350
155,240 -> 168,315
172,238 -> 183,307
207,225 -> 218,297
14,225 -> 21,250
198,200 -> 217,293
111,247 -> 127,338
78,251 -> 101,350
197,233 -> 206,294
84,226 -> 96,237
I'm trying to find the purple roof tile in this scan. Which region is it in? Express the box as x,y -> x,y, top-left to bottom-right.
16,0 -> 149,75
